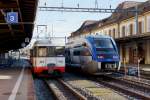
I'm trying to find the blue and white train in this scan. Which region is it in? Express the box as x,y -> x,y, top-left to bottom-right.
65,35 -> 120,75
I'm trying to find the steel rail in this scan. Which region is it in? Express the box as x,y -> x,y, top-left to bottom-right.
98,80 -> 150,100
96,76 -> 150,100
45,79 -> 87,100
105,75 -> 150,90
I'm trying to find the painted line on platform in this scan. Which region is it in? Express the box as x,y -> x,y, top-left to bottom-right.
8,67 -> 25,100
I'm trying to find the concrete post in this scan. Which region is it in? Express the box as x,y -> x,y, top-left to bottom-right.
137,58 -> 142,79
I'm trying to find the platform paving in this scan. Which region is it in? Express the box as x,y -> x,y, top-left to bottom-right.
0,67 -> 35,100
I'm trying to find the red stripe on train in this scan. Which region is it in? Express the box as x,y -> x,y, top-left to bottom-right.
32,66 -> 65,74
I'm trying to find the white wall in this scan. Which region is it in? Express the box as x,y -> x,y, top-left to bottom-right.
146,15 -> 150,32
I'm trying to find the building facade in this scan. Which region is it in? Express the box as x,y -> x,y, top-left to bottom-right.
68,1 -> 150,64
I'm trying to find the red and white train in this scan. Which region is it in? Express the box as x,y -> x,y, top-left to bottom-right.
30,39 -> 65,76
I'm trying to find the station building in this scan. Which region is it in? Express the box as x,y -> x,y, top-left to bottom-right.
68,1 -> 150,65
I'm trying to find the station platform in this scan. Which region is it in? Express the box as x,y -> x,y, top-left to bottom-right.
120,64 -> 150,76
0,67 -> 35,100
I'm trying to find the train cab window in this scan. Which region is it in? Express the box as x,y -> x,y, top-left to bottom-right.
47,46 -> 65,57
47,47 -> 55,56
94,39 -> 113,48
38,47 -> 47,57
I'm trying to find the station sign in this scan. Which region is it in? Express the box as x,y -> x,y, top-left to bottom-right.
6,12 -> 18,24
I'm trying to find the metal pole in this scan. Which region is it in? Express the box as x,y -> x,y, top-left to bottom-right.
135,5 -> 140,79
65,36 -> 66,45
137,58 -> 141,79
18,50 -> 20,60
52,24 -> 53,37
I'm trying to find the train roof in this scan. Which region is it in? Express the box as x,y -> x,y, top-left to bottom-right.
66,34 -> 113,48
33,39 -> 65,47
35,39 -> 51,43
33,39 -> 52,47
86,34 -> 112,39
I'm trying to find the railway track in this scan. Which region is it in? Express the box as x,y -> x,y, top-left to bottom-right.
44,78 -> 87,100
63,73 -> 127,100
110,72 -> 150,88
96,74 -> 150,100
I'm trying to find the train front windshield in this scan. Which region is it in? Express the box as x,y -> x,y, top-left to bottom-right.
36,46 -> 64,57
94,39 -> 113,48
94,38 -> 117,54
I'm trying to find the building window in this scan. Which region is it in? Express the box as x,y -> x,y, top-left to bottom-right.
138,21 -> 142,34
122,26 -> 125,37
113,28 -> 116,38
129,24 -> 133,35
109,29 -> 111,36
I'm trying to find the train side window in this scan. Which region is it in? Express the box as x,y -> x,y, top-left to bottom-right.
55,47 -> 65,56
73,51 -> 80,56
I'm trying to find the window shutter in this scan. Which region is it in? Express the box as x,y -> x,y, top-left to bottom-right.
147,16 -> 150,32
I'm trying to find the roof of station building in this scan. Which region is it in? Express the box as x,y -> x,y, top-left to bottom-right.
69,0 -> 150,38
0,0 -> 38,52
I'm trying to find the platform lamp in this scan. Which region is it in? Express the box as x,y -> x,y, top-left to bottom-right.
25,37 -> 30,43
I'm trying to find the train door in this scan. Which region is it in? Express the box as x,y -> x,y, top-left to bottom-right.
65,49 -> 71,64
46,46 -> 56,67
80,48 -> 92,64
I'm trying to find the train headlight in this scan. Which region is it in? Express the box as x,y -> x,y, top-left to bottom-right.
98,56 -> 104,59
113,56 -> 118,59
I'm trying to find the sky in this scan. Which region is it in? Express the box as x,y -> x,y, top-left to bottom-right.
33,0 -> 147,38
